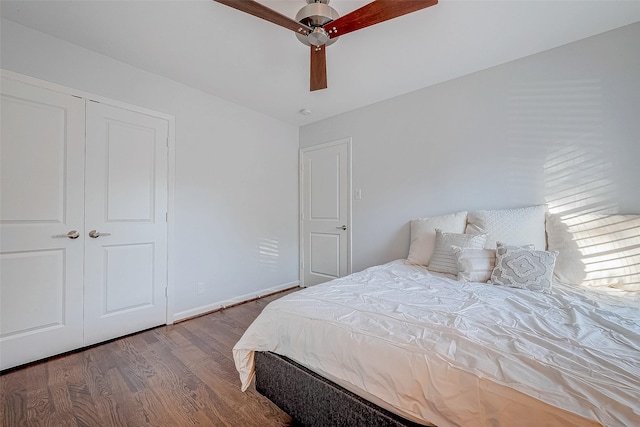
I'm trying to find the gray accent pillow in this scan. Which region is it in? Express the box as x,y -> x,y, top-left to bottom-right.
428,230 -> 487,275
452,246 -> 496,283
490,246 -> 559,293
407,211 -> 468,266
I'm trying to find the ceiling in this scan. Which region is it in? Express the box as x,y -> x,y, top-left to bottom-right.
2,1 -> 640,126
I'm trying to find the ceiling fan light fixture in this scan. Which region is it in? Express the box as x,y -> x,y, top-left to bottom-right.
308,27 -> 330,46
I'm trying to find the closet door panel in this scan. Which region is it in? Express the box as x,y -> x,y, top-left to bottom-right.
0,78 -> 85,370
84,102 -> 168,345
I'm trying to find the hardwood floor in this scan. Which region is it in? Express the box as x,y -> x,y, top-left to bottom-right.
1,290 -> 299,426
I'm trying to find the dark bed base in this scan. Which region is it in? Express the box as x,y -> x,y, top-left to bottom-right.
254,351 -> 430,427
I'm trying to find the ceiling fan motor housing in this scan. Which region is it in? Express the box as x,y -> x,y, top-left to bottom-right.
295,0 -> 339,47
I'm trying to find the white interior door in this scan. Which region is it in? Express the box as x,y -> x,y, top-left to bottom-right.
0,78 -> 85,370
300,139 -> 351,286
83,102 -> 168,345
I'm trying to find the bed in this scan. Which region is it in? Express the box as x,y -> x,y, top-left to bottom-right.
233,207 -> 640,426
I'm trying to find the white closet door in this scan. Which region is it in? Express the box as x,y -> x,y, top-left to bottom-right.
83,102 -> 168,345
0,78 -> 85,370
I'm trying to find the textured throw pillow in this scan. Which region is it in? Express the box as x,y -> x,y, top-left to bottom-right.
407,211 -> 468,266
428,230 -> 487,275
490,247 -> 558,293
546,213 -> 640,291
466,205 -> 547,250
452,246 -> 496,283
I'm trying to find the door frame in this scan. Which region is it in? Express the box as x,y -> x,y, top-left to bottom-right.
1,69 -> 177,324
299,138 -> 352,287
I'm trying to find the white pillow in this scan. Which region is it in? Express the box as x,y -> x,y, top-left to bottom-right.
452,246 -> 496,283
546,213 -> 640,291
428,230 -> 487,275
489,245 -> 558,294
407,211 -> 468,266
466,205 -> 547,250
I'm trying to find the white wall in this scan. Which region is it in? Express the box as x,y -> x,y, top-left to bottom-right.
300,22 -> 640,273
1,19 -> 299,320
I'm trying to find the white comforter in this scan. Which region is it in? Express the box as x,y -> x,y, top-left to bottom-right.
233,261 -> 640,427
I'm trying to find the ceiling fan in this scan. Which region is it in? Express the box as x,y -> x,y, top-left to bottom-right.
213,0 -> 438,91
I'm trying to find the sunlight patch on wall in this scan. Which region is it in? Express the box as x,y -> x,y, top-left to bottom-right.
508,78 -> 615,215
509,79 -> 639,293
544,142 -> 617,217
258,237 -> 280,273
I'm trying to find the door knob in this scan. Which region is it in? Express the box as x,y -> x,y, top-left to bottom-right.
336,225 -> 347,230
89,230 -> 111,238
53,230 -> 80,239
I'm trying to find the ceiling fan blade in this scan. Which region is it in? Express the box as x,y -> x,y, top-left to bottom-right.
310,45 -> 327,91
213,0 -> 312,34
325,0 -> 438,37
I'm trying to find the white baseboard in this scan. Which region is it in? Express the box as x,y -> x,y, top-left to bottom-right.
171,280 -> 299,323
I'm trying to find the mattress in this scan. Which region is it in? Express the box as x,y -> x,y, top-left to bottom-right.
233,260 -> 640,426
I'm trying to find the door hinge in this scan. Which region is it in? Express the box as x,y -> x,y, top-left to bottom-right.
165,212 -> 168,222
165,287 -> 168,298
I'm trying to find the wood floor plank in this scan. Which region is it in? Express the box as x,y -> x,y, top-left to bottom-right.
102,367 -> 151,427
1,392 -> 26,426
133,387 -> 181,426
47,359 -> 75,414
47,353 -> 85,426
66,381 -> 102,426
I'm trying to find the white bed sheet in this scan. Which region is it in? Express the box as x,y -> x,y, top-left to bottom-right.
233,260 -> 640,427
